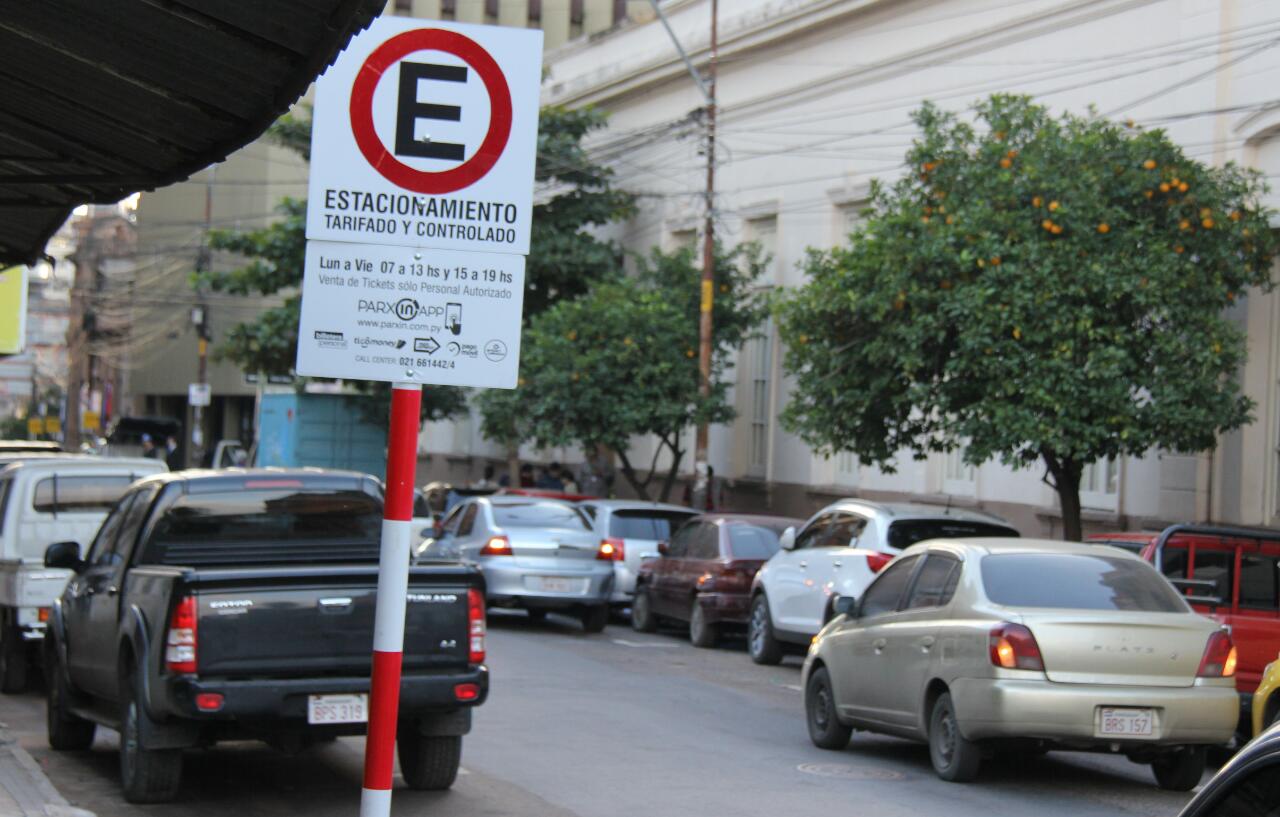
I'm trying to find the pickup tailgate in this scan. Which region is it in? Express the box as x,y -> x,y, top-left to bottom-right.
190,566 -> 474,678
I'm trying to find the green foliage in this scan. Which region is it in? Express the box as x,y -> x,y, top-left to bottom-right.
778,95 -> 1278,539
524,106 -> 636,317
478,243 -> 770,499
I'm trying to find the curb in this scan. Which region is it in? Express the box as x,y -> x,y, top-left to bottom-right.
0,726 -> 95,817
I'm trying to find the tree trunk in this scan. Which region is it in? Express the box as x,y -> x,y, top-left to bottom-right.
615,449 -> 652,501
506,443 -> 520,488
658,441 -> 683,503
1042,451 -> 1084,541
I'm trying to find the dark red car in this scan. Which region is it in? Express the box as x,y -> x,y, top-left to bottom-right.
631,514 -> 802,648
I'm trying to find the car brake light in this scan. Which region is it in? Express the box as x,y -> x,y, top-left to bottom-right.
454,682 -> 480,701
1197,631 -> 1236,677
989,622 -> 1044,671
597,537 -> 625,561
195,692 -> 224,712
866,552 -> 893,573
468,588 -> 486,664
479,536 -> 512,556
165,596 -> 198,674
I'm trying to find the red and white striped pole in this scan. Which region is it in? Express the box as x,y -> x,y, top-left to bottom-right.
361,381 -> 422,817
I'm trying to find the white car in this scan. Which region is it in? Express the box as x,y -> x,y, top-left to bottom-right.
748,500 -> 1018,664
0,455 -> 167,690
576,499 -> 699,608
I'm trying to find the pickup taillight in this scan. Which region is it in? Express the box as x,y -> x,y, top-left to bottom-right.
468,588 -> 486,664
165,596 -> 198,674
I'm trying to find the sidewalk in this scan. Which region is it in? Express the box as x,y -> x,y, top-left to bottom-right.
0,726 -> 93,817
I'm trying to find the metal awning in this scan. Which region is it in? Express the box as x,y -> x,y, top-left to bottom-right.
0,0 -> 385,266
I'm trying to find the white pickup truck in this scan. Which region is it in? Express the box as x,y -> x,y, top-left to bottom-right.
0,455 -> 165,690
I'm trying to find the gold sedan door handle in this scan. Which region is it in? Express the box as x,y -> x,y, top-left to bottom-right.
919,636 -> 935,651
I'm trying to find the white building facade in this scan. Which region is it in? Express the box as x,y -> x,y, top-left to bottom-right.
487,0 -> 1280,535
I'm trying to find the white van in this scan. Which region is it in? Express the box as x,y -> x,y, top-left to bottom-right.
0,456 -> 166,691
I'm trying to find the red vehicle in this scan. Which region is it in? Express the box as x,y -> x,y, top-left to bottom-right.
631,514 -> 801,648
1089,524 -> 1280,737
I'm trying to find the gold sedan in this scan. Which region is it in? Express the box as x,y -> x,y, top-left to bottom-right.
803,538 -> 1239,791
1253,655 -> 1279,738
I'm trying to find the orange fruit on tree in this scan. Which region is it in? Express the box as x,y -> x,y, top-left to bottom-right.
1012,327 -> 1022,340
1032,196 -> 1043,207
1178,182 -> 1189,192
1202,218 -> 1214,229
1042,219 -> 1054,230
1048,201 -> 1060,211
1000,158 -> 1012,169
1159,182 -> 1170,192
1179,219 -> 1190,230
1144,190 -> 1154,199
1143,159 -> 1157,169
1175,245 -> 1185,254
1097,223 -> 1110,234
1051,225 -> 1063,234
1230,211 -> 1241,221
990,256 -> 1002,266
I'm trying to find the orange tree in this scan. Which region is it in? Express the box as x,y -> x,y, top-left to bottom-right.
777,95 -> 1277,540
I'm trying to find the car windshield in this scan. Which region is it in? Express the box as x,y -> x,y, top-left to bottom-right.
887,519 -> 1018,549
493,501 -> 589,530
725,522 -> 787,559
981,553 -> 1188,612
144,488 -> 383,565
609,509 -> 697,540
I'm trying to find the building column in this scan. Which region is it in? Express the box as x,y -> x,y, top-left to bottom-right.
497,0 -> 525,26
542,0 -> 570,50
411,0 -> 443,16
583,0 -> 612,34
455,0 -> 485,22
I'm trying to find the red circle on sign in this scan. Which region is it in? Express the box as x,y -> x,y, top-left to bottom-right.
349,28 -> 513,195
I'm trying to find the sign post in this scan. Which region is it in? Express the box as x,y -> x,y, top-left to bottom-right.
298,17 -> 541,817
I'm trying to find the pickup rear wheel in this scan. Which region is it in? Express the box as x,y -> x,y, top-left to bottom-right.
119,676 -> 183,803
398,734 -> 461,790
47,655 -> 94,751
0,621 -> 28,693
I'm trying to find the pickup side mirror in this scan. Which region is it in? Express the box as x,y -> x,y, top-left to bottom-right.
45,541 -> 83,572
656,541 -> 669,556
834,595 -> 859,618
779,527 -> 797,551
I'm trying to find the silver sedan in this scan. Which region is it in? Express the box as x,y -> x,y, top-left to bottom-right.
803,538 -> 1239,790
416,495 -> 615,632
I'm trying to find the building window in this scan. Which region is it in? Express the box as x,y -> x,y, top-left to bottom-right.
835,199 -> 868,246
835,451 -> 859,486
670,228 -> 697,254
747,322 -> 773,475
394,0 -> 411,11
745,215 -> 778,283
1080,457 -> 1119,510
943,446 -> 976,496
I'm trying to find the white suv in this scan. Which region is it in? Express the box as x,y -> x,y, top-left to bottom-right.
747,500 -> 1017,664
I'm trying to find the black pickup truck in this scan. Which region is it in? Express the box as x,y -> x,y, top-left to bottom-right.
42,469 -> 488,803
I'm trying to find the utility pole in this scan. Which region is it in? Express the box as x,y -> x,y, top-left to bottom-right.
647,0 -> 718,508
692,0 -> 718,510
191,168 -> 214,467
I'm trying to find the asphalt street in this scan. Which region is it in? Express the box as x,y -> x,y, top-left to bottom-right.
0,612 -> 1209,817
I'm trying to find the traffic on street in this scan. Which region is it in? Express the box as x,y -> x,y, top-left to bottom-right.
5,1 -> 1280,816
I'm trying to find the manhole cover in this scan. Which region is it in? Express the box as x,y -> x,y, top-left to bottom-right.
796,763 -> 906,781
